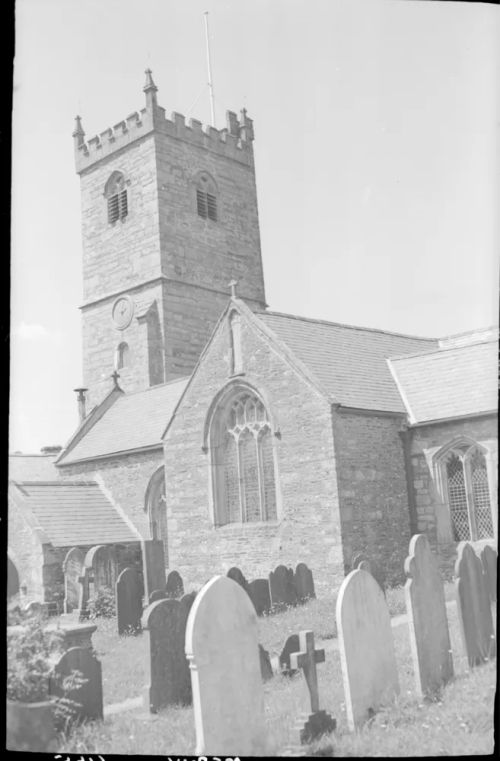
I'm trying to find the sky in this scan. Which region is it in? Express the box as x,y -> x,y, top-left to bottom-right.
10,0 -> 499,453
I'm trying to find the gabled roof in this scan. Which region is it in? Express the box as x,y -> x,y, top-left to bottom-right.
57,377 -> 188,465
9,481 -> 140,547
387,339 -> 498,424
258,311 -> 438,412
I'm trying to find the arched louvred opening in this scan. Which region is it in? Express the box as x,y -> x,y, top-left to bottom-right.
105,171 -> 128,224
195,172 -> 218,222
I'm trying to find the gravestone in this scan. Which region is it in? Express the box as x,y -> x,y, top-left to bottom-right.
269,565 -> 298,610
294,563 -> 316,603
84,544 -> 118,597
404,534 -> 454,697
63,548 -> 85,614
49,646 -> 103,725
290,630 -> 336,744
141,539 -> 166,603
165,570 -> 184,599
336,568 -> 400,730
149,589 -> 167,604
248,578 -> 271,616
227,566 -> 251,597
259,644 -> 273,681
455,542 -> 496,667
480,545 -> 497,603
142,594 -> 194,712
185,575 -> 266,755
116,567 -> 143,635
279,633 -> 301,676
7,556 -> 20,599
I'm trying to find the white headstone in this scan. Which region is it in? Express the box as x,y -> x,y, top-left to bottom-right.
336,568 -> 400,730
404,534 -> 454,697
185,575 -> 266,756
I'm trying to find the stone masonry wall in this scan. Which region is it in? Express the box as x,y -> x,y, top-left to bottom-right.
8,502 -> 45,600
332,410 -> 412,587
163,309 -> 344,596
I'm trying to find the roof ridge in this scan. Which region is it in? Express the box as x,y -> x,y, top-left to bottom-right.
389,339 -> 497,362
439,324 -> 499,341
17,480 -> 99,487
263,310 -> 437,342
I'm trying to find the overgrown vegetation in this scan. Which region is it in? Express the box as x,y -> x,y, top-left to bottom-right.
87,586 -> 116,619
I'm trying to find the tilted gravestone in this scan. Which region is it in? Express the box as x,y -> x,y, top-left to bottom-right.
404,534 -> 454,697
165,570 -> 184,599
336,568 -> 400,730
141,539 -> 166,604
62,548 -> 85,614
455,542 -> 496,667
142,594 -> 194,712
227,566 -> 251,597
480,545 -> 497,603
248,578 -> 271,616
279,633 -> 301,677
259,644 -> 273,682
294,563 -> 316,603
185,576 -> 266,756
149,589 -> 168,604
116,567 -> 143,635
269,565 -> 298,610
49,646 -> 103,725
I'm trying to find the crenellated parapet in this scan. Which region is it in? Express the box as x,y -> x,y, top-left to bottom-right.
74,70 -> 255,174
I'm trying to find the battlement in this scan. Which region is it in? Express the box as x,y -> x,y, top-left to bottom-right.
73,70 -> 255,174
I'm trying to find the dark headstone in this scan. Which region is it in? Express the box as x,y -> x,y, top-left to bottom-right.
227,566 -> 250,596
480,545 -> 497,603
116,567 -> 143,635
142,595 -> 193,712
259,644 -> 273,681
165,570 -> 184,600
141,539 -> 166,603
248,579 -> 271,616
49,646 -> 103,726
149,589 -> 168,604
294,563 -> 316,603
269,565 -> 298,610
455,542 -> 495,667
279,633 -> 301,676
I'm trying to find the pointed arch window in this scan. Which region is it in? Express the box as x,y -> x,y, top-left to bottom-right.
440,443 -> 494,541
105,171 -> 128,224
211,391 -> 277,526
196,172 -> 217,222
145,467 -> 168,562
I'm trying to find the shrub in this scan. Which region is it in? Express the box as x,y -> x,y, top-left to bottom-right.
87,586 -> 116,619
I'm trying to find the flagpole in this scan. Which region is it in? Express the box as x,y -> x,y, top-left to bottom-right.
203,11 -> 216,127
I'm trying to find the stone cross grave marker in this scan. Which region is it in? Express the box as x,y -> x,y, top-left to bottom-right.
141,539 -> 166,604
269,564 -> 298,610
248,578 -> 271,616
290,630 -> 336,744
165,569 -> 184,599
142,593 -> 194,712
280,633 -> 301,676
455,541 -> 496,667
336,568 -> 400,730
480,545 -> 497,603
294,563 -> 316,603
63,547 -> 85,614
185,575 -> 266,756
404,534 -> 454,697
116,566 -> 143,635
49,646 -> 103,725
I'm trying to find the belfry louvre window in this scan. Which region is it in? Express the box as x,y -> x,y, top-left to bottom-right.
213,392 -> 277,526
105,171 -> 128,224
442,444 -> 494,541
196,173 -> 217,221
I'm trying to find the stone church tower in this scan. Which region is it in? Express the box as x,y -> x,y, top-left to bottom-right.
73,70 -> 266,406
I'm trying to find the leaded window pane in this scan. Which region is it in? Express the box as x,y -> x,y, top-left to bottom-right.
470,450 -> 494,539
446,454 -> 470,541
223,431 -> 240,524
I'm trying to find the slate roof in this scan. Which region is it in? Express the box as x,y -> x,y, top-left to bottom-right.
58,377 -> 188,465
9,481 -> 140,547
387,339 -> 498,424
259,311 -> 438,412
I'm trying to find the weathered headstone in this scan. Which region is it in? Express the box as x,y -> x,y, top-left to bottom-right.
455,542 -> 496,667
259,644 -> 273,681
165,569 -> 184,599
227,566 -> 250,597
142,594 -> 193,712
141,539 -> 166,603
62,548 -> 85,614
404,534 -> 454,697
336,568 -> 400,730
279,633 -> 301,676
269,564 -> 298,610
248,578 -> 271,616
294,563 -> 316,603
185,575 -> 266,755
480,545 -> 497,603
49,646 -> 103,725
149,589 -> 167,604
290,630 -> 336,744
85,544 -> 119,592
116,567 -> 143,635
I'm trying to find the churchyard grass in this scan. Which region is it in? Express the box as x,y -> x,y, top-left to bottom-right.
53,590 -> 494,756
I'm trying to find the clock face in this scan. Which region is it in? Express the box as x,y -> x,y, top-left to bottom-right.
112,296 -> 134,330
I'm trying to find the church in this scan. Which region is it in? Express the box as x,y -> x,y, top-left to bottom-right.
8,71 -> 498,606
